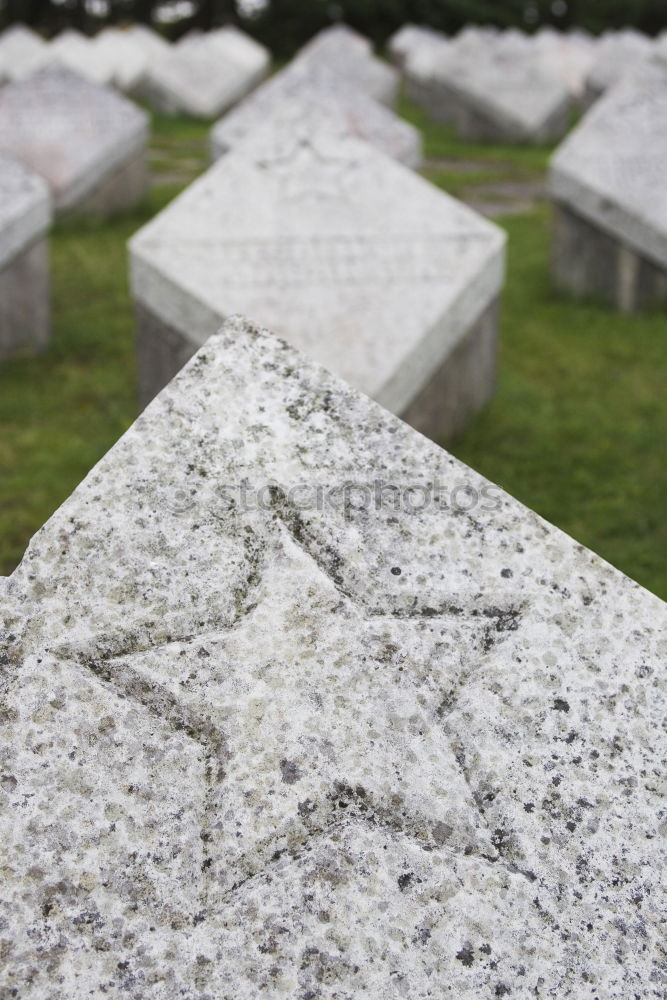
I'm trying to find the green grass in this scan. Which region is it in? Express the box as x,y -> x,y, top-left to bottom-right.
1,103 -> 665,600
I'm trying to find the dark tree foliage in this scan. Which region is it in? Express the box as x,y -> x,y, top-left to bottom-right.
2,0 -> 666,47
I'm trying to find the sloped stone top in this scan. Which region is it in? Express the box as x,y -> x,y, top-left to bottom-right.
294,24 -> 399,105
0,24 -> 47,81
47,28 -> 116,88
210,60 -> 422,166
131,112 -> 503,416
0,151 -> 51,269
0,66 -> 149,211
585,30 -> 653,96
549,61 -> 667,269
1,316 -> 664,997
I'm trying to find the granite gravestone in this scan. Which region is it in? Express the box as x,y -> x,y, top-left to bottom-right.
141,33 -> 266,119
0,24 -> 47,81
293,24 -> 399,106
423,39 -> 571,142
549,61 -> 667,312
47,28 -> 116,88
582,30 -> 653,108
0,153 -> 51,358
130,110 -> 505,438
210,60 -> 422,167
0,315 -> 664,997
0,67 -> 149,217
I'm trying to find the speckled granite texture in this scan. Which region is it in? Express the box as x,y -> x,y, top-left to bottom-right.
1,316 -> 665,998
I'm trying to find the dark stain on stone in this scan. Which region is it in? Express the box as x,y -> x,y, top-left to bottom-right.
553,698 -> 570,713
280,759 -> 302,785
456,944 -> 475,967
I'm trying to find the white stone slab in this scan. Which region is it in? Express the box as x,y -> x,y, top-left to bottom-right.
208,24 -> 270,88
549,61 -> 667,271
0,152 -> 51,270
533,27 -> 596,99
126,22 -> 172,63
93,26 -> 148,94
584,30 -> 653,101
131,112 -> 504,416
387,23 -> 449,68
1,313 -> 664,995
210,60 -> 422,167
0,24 -> 48,81
428,41 -> 571,142
47,28 -> 116,88
0,66 -> 149,213
143,33 -> 264,118
294,23 -> 399,106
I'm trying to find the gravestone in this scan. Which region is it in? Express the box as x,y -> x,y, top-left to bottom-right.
47,28 -> 116,88
0,153 -> 51,358
0,67 -> 149,217
141,32 -> 266,118
424,41 -> 571,142
210,60 -> 422,167
0,23 -> 47,81
387,23 -> 448,68
131,109 -> 504,438
93,26 -> 148,95
294,24 -> 399,106
549,61 -> 667,312
0,314 -> 664,997
582,30 -> 653,108
533,28 -> 597,101
208,24 -> 270,90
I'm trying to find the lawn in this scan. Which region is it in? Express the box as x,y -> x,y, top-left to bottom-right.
1,101 -> 665,600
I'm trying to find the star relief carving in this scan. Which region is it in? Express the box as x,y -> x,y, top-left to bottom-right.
255,131 -> 361,202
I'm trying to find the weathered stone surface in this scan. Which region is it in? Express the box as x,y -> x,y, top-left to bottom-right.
293,23 -> 399,106
582,30 -> 653,107
1,314 -> 665,997
47,28 -> 116,87
0,67 -> 149,216
0,23 -> 47,81
131,109 -> 504,434
141,31 -> 267,119
93,26 -> 148,94
210,60 -> 422,166
549,61 -> 667,309
0,152 -> 51,357
424,40 -> 571,143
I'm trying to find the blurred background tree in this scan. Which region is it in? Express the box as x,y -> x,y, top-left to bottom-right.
1,0 -> 666,51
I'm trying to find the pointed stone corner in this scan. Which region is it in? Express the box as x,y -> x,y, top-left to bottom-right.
130,113 -> 504,439
294,24 -> 399,107
0,152 -> 51,358
1,314 -> 665,996
549,61 -> 667,312
0,66 -> 149,217
210,58 -> 421,168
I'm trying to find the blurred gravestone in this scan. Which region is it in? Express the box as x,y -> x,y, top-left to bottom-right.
47,28 -> 116,88
93,27 -> 148,95
130,106 -> 505,438
387,23 -> 448,69
208,25 -> 270,91
582,30 -> 653,108
1,313 -> 664,996
0,153 -> 51,358
293,24 -> 399,106
210,60 -> 422,167
0,24 -> 47,82
0,67 -> 149,217
549,61 -> 667,312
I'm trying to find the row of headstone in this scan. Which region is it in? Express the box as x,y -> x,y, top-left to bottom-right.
393,23 -> 666,144
0,22 -> 271,119
1,313 -> 663,995
130,23 -> 506,443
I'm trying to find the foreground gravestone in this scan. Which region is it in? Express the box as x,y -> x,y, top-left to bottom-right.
1,314 -> 664,996
549,62 -> 667,312
210,60 -> 422,166
0,153 -> 51,358
424,40 -> 571,142
294,23 -> 399,106
0,67 -> 149,217
141,31 -> 266,118
0,23 -> 47,81
582,30 -> 653,108
131,110 -> 504,437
